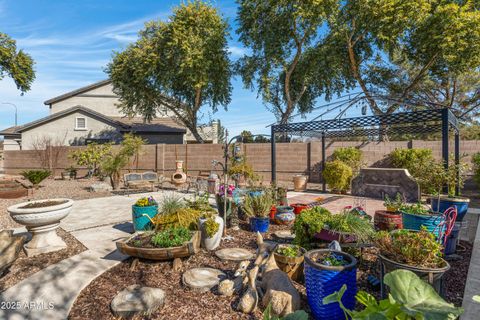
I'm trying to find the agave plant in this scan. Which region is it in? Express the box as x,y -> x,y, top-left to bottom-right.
243,193 -> 273,218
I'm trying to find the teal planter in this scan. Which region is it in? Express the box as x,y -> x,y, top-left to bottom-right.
132,205 -> 158,231
402,211 -> 445,239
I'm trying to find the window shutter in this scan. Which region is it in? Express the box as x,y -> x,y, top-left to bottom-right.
76,117 -> 86,129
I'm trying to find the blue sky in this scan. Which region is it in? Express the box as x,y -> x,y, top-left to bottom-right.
0,0 -> 358,137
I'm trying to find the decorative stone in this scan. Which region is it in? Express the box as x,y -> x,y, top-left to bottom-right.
272,230 -> 295,243
215,248 -> 255,261
0,230 -> 26,276
111,285 -> 166,319
89,183 -> 113,193
182,267 -> 226,292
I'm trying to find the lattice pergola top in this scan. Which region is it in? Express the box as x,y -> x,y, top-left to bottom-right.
271,108 -> 459,139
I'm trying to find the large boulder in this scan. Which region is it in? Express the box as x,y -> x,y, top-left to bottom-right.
110,285 -> 166,319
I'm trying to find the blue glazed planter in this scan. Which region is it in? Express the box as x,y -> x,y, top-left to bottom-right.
132,205 -> 158,231
402,211 -> 445,239
431,197 -> 470,222
250,217 -> 270,233
304,249 -> 357,320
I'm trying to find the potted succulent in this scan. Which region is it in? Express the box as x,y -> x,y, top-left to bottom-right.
132,196 -> 158,231
243,193 -> 273,232
273,244 -> 306,281
198,212 -> 223,250
374,194 -> 404,231
304,249 -> 357,320
374,229 -> 450,295
400,203 -> 445,239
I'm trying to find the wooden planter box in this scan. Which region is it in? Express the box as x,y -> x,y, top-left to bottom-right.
116,231 -> 201,261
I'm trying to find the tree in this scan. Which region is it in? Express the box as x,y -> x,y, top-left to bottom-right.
239,130 -> 254,143
107,1 -> 232,143
325,0 -> 480,116
236,0 -> 344,124
70,143 -> 112,177
0,32 -> 35,93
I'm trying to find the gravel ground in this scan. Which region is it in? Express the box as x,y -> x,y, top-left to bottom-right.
69,222 -> 471,320
0,227 -> 87,291
0,178 -> 113,229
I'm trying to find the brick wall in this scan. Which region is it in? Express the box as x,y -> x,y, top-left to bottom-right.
3,140 -> 480,182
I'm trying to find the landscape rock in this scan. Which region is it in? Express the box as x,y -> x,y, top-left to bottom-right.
89,183 -> 113,193
215,248 -> 254,261
182,267 -> 226,292
110,285 -> 166,319
0,230 -> 26,276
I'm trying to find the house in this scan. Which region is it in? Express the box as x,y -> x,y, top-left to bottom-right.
0,80 -> 219,150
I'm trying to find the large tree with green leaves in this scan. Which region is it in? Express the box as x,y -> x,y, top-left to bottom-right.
107,1 -> 232,143
326,0 -> 480,117
0,32 -> 35,94
236,0 -> 347,124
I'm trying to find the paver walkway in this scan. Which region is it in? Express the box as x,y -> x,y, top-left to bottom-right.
0,190 -> 187,320
461,209 -> 480,320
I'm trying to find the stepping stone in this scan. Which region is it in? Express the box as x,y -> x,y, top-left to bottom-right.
215,248 -> 255,261
111,285 -> 166,318
272,230 -> 295,242
182,268 -> 226,292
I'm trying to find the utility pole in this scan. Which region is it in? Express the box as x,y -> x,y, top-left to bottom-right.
2,102 -> 18,126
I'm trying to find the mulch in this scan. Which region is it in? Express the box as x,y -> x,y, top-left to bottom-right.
69,221 -> 472,320
444,241 -> 473,307
0,228 -> 87,291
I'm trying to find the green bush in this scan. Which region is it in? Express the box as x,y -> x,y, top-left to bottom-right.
332,147 -> 362,173
473,152 -> 480,188
323,160 -> 353,192
292,206 -> 332,249
150,227 -> 192,248
389,148 -> 436,193
21,170 -> 51,188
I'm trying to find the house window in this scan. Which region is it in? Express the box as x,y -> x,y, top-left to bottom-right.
75,117 -> 87,130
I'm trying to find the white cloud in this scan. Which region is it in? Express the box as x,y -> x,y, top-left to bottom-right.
228,45 -> 247,57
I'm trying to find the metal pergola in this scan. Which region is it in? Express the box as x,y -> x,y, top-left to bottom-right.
270,108 -> 461,194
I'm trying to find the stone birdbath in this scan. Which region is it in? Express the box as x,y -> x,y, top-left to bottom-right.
7,198 -> 74,256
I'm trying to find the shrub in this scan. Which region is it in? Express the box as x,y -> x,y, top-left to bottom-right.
332,147 -> 362,174
152,207 -> 202,231
69,143 -> 112,176
203,216 -> 220,238
322,160 -> 353,192
389,148 -> 434,192
21,170 -> 51,188
292,206 -> 332,248
159,193 -> 185,215
150,227 -> 191,248
472,152 -> 480,188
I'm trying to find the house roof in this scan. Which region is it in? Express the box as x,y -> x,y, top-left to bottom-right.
113,117 -> 187,133
16,105 -> 126,133
44,79 -> 113,105
0,125 -> 22,136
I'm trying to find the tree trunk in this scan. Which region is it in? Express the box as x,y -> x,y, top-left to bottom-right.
189,126 -> 205,143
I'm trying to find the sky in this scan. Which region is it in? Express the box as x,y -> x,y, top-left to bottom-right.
0,0 -> 359,137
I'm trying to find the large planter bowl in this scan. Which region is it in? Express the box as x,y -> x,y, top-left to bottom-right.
401,211 -> 445,239
304,249 -> 357,320
7,198 -> 74,256
199,215 -> 224,251
132,205 -> 158,231
431,197 -> 470,222
374,210 -> 403,231
377,253 -> 450,297
250,216 -> 269,233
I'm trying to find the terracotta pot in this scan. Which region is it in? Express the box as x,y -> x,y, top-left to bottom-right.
291,203 -> 308,215
374,210 -> 403,231
293,175 -> 308,192
270,206 -> 277,221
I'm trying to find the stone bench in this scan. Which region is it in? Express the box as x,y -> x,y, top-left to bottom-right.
351,168 -> 420,202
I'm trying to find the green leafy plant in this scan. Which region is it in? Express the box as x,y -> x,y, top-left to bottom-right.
323,270 -> 463,320
399,202 -> 431,215
383,193 -> 404,212
152,207 -> 202,231
203,216 -> 220,238
263,303 -> 308,320
323,160 -> 353,193
21,170 -> 51,188
243,193 -> 273,218
473,153 -> 480,188
292,206 -> 332,249
69,143 -> 112,177
150,227 -> 192,248
276,245 -> 302,258
332,147 -> 363,174
324,211 -> 374,243
374,229 -> 444,269
185,192 -> 214,213
389,148 -> 435,193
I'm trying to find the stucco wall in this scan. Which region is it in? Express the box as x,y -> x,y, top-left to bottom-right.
2,137 -> 21,150
21,111 -> 118,150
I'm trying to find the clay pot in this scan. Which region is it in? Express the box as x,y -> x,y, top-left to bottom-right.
293,175 -> 308,192
374,210 -> 403,231
291,203 -> 308,215
270,206 -> 277,221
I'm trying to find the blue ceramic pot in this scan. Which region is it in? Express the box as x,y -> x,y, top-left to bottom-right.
304,249 -> 357,320
275,206 -> 295,225
431,197 -> 470,222
250,217 -> 269,233
132,205 -> 158,231
401,211 -> 445,239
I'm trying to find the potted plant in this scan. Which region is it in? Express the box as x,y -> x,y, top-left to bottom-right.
304,249 -> 357,320
132,196 -> 158,231
7,198 -> 74,256
274,205 -> 295,225
215,184 -> 234,217
323,269 -> 463,319
400,203 -> 445,239
374,194 -> 404,231
292,206 -> 333,249
291,203 -> 309,215
374,229 -> 450,295
274,244 -> 306,281
198,212 -> 223,250
427,162 -> 470,222
243,193 -> 273,232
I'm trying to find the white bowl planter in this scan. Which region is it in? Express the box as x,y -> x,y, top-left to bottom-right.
199,215 -> 224,251
7,198 -> 74,256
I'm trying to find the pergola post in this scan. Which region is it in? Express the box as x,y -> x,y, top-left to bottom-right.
321,132 -> 326,192
455,131 -> 460,196
271,125 -> 276,184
